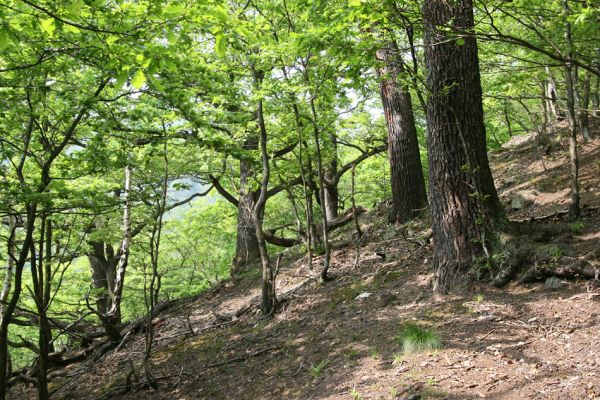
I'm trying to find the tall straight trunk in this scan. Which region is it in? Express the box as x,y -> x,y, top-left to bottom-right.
29,217 -> 52,400
503,102 -> 513,137
323,138 -> 339,221
376,40 -> 428,224
592,74 -> 600,117
563,0 -> 580,219
540,83 -> 549,142
579,70 -> 592,141
545,67 -> 564,120
423,0 -> 504,293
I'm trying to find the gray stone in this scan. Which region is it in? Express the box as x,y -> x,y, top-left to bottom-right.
544,277 -> 565,290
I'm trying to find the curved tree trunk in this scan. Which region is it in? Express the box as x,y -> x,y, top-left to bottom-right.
376,40 -> 428,224
423,0 -> 504,294
232,142 -> 261,276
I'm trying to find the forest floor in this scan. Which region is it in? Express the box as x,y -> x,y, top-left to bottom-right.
11,128 -> 600,400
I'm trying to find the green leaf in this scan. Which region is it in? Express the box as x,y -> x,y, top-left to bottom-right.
131,69 -> 146,89
215,34 -> 227,57
0,30 -> 10,49
167,31 -> 178,45
40,18 -> 56,37
456,38 -> 465,46
207,6 -> 228,22
115,70 -> 129,88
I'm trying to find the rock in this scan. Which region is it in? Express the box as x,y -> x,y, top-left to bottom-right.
502,133 -> 536,149
355,292 -> 372,300
545,277 -> 565,290
510,190 -> 538,210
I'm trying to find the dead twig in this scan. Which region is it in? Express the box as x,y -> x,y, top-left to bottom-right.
204,345 -> 280,369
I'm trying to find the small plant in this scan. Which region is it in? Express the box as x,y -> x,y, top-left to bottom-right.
392,353 -> 403,365
350,387 -> 363,400
550,246 -> 564,263
570,220 -> 585,233
369,347 -> 379,359
396,322 -> 443,354
473,293 -> 484,303
426,377 -> 437,386
310,359 -> 329,378
346,349 -> 360,361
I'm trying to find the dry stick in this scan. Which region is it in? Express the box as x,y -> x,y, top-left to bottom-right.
204,345 -> 279,369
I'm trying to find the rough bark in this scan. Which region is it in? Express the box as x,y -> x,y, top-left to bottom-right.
232,137 -> 261,276
375,40 -> 427,224
88,241 -> 118,317
423,0 -> 504,293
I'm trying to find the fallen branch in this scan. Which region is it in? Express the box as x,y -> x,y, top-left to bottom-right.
204,345 -> 280,369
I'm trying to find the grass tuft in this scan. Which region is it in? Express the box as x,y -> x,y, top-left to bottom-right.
396,322 -> 443,354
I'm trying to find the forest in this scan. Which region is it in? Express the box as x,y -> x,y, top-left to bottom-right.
1,0 -> 600,398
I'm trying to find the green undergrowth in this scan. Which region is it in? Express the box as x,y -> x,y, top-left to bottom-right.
396,322 -> 443,354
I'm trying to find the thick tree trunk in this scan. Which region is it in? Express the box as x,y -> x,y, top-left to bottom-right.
376,40 -> 428,224
232,142 -> 261,276
423,0 -> 504,293
323,178 -> 339,221
88,241 -> 118,317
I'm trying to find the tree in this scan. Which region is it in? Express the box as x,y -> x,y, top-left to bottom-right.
423,0 -> 504,293
375,38 -> 427,224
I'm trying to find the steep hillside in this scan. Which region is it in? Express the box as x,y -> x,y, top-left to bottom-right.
11,136 -> 600,400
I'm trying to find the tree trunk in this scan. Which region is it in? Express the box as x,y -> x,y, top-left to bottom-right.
232,141 -> 261,276
323,178 -> 339,221
579,70 -> 592,141
323,138 -> 339,220
563,0 -> 580,220
592,74 -> 600,117
423,0 -> 504,293
545,67 -> 564,120
252,70 -> 275,315
0,205 -> 37,400
105,164 -> 133,341
375,40 -> 428,224
88,241 -> 118,317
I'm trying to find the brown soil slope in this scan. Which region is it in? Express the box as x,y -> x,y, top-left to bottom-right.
11,134 -> 600,400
